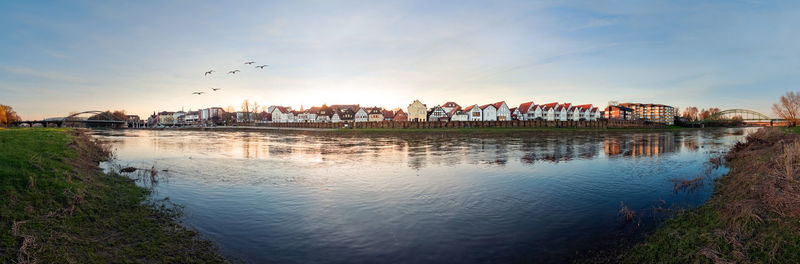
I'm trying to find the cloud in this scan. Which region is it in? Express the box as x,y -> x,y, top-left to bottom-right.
0,65 -> 84,83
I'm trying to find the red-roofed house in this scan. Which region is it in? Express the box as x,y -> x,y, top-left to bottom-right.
542,102 -> 559,121
393,109 -> 408,121
480,104 -> 497,121
492,101 -> 511,121
442,102 -> 461,113
510,107 -> 520,120
382,110 -> 395,121
463,104 -> 482,121
447,106 -> 469,121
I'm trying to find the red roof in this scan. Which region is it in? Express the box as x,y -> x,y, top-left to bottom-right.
492,101 -> 506,109
479,104 -> 495,110
442,102 -> 460,108
518,101 -> 533,113
542,102 -> 559,110
574,104 -> 593,110
463,105 -> 477,112
445,106 -> 462,117
382,110 -> 394,118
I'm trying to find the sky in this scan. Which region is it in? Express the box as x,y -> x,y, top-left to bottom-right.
1,0 -> 799,119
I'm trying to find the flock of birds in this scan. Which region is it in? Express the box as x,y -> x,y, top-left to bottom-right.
193,61 -> 269,95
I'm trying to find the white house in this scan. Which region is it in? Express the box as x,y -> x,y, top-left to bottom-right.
270,106 -> 295,123
331,112 -> 342,123
510,107 -> 521,120
442,102 -> 460,113
592,107 -> 601,121
355,108 -> 369,122
447,107 -> 469,121
492,101 -> 511,121
463,105 -> 482,121
480,104 -> 497,121
542,103 -> 559,121
518,102 -> 534,121
428,105 -> 448,121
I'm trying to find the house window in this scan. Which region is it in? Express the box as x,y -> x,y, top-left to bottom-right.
472,111 -> 480,117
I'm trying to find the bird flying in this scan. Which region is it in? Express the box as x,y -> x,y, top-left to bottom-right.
255,65 -> 269,69
228,70 -> 240,74
204,70 -> 214,76
244,61 -> 255,65
211,88 -> 221,91
192,92 -> 205,95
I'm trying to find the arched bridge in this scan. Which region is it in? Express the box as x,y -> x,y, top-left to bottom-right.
13,111 -> 127,127
700,109 -> 772,122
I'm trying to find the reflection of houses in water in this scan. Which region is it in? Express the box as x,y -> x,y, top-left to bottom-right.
604,133 -> 678,157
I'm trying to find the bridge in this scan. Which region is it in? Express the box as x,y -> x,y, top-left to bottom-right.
13,111 -> 127,128
694,109 -> 781,126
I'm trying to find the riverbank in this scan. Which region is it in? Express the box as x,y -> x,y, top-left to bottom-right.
606,128 -> 800,263
0,128 -> 227,263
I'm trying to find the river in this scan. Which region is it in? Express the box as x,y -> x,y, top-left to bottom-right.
94,128 -> 752,263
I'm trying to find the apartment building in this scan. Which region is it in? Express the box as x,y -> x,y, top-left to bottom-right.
618,103 -> 675,125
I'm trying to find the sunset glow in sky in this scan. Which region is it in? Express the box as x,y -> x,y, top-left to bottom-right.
2,1 -> 799,119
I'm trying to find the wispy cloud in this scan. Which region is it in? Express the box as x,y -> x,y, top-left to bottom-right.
0,65 -> 84,83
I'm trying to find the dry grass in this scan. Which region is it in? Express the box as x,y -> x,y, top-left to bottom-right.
619,202 -> 636,222
618,127 -> 800,263
671,176 -> 705,193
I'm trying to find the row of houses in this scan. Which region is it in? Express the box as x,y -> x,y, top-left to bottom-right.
146,101 -> 675,127
269,100 -> 603,123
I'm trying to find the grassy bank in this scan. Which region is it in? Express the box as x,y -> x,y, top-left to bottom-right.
0,128 -> 226,263
609,128 -> 800,263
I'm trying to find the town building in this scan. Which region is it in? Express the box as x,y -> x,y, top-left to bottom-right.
368,107 -> 384,122
270,106 -> 295,122
479,104 -> 497,121
492,101 -> 511,121
441,102 -> 460,113
463,105 -> 482,121
605,105 -> 634,120
407,100 -> 427,122
393,109 -> 408,121
355,108 -> 369,122
618,103 -> 675,124
428,105 -> 448,121
447,107 -> 469,121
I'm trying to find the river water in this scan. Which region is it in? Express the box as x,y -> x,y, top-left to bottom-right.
94,128 -> 752,263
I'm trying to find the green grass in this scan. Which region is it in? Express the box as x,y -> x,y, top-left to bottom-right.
0,128 -> 227,263
782,126 -> 800,134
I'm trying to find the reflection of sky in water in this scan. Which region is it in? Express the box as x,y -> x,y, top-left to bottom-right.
95,128 -> 753,263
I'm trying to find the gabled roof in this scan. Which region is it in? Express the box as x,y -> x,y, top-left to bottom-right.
445,106 -> 463,118
429,105 -> 445,112
442,102 -> 460,108
463,105 -> 477,112
509,107 -> 518,112
492,101 -> 507,109
382,110 -> 394,118
479,104 -> 496,110
519,101 -> 533,113
541,102 -> 559,111
368,107 -> 383,115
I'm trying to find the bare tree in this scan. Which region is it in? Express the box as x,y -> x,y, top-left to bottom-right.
0,105 -> 6,126
241,99 -> 250,123
683,107 -> 699,121
251,100 -> 260,123
225,106 -> 235,113
774,91 -> 800,126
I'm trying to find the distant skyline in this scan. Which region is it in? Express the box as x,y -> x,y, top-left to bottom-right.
2,1 -> 799,119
